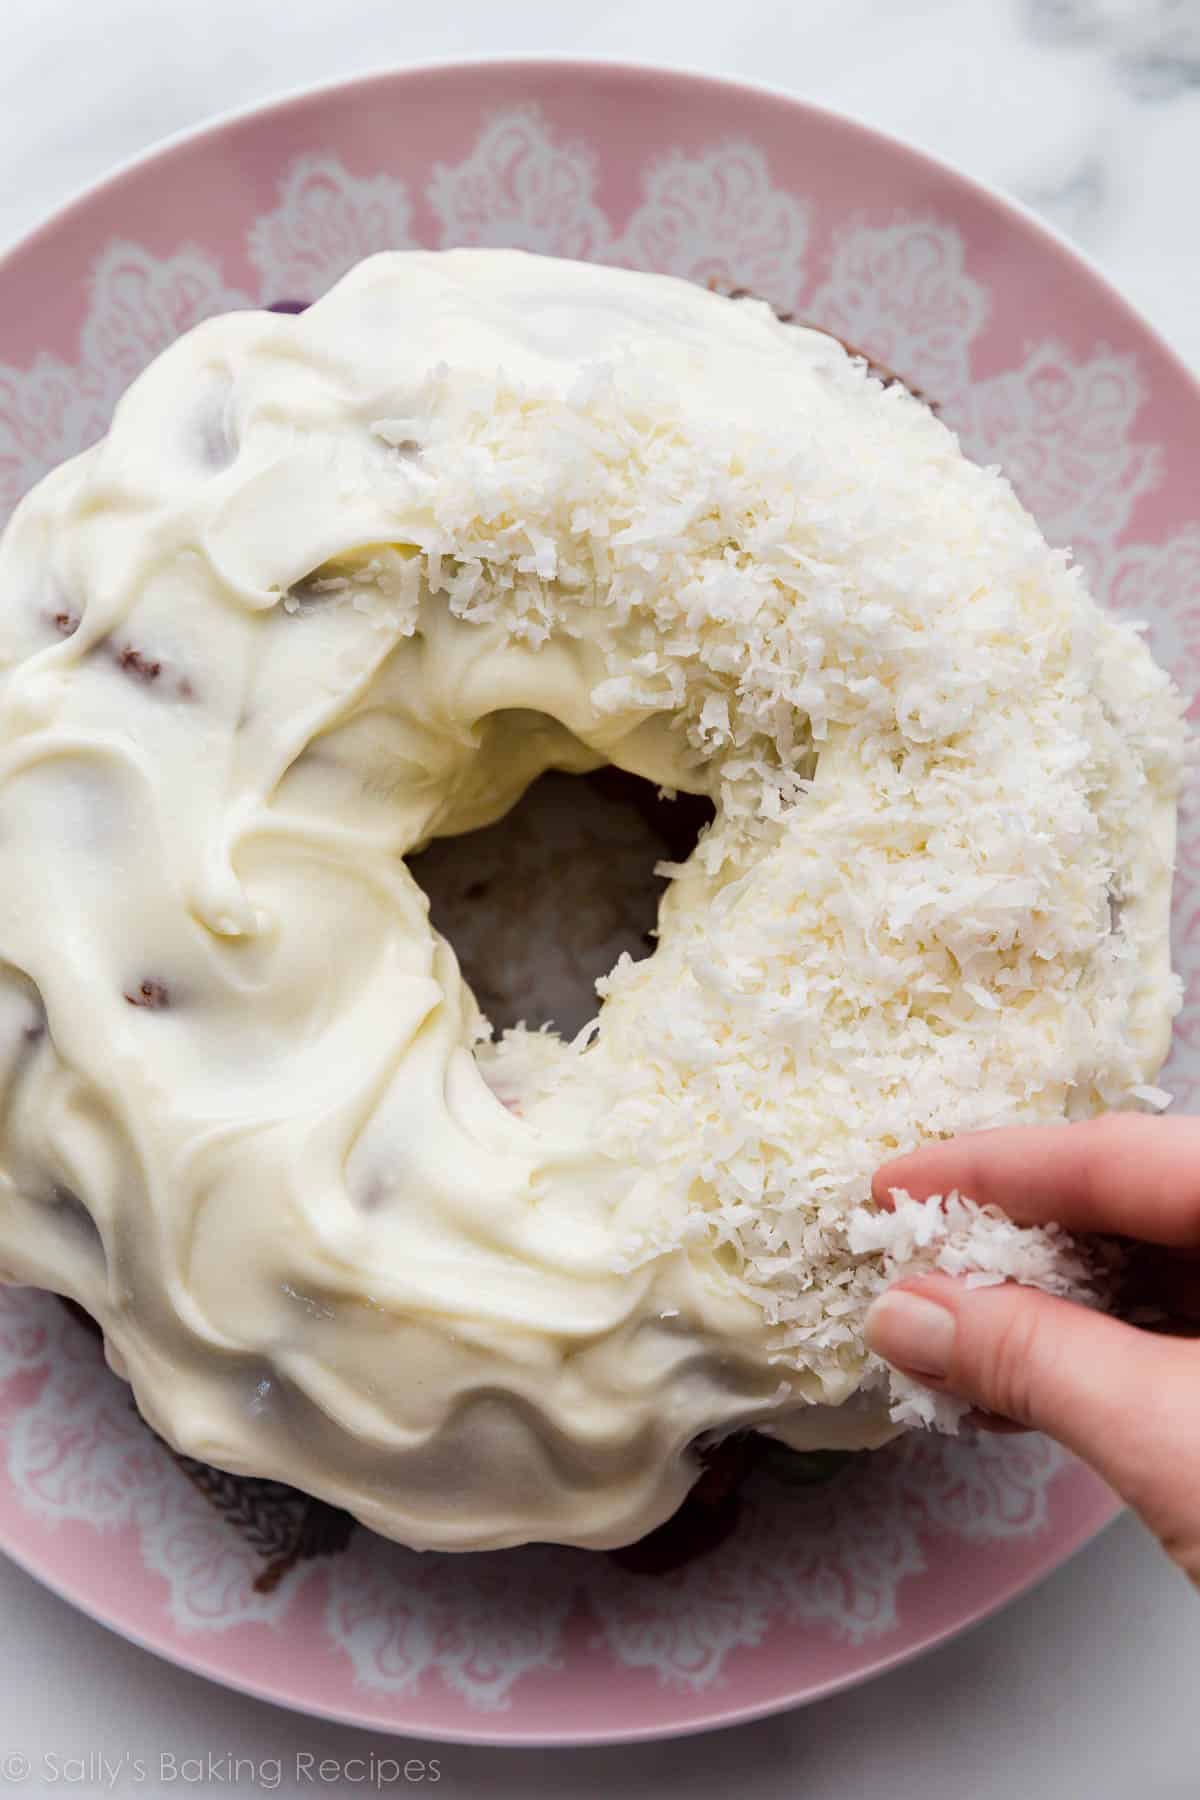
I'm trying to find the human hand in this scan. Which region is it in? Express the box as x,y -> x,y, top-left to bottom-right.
865,1116 -> 1200,1584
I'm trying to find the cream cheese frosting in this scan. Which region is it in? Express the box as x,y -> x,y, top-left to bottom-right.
0,249 -> 1185,1550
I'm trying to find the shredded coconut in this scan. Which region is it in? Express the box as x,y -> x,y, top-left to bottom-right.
844,1187 -> 1112,1426
424,328 -> 1185,1428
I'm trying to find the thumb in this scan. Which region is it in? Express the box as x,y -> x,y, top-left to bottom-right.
866,1273 -> 1200,1581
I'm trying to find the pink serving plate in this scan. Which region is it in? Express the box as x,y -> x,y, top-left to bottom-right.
0,58 -> 1197,1747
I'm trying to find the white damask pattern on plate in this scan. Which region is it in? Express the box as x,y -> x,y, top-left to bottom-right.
0,355 -> 106,523
139,1500 -> 298,1635
615,142 -> 809,316
248,154 -> 414,305
805,218 -> 989,409
895,1431 -> 1065,1539
953,344 -> 1160,589
584,1542 -> 778,1687
0,244 -> 248,527
429,109 -> 612,261
762,1472 -> 928,1644
1106,527 -> 1200,704
325,1537 -> 575,1711
81,242 -> 251,411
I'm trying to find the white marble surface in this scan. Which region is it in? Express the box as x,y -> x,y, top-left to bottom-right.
0,1 -> 1198,1794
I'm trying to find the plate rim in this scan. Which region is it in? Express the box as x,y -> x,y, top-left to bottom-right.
4,53 -> 1200,410
0,1425 -> 1122,1747
0,52 -> 1171,1744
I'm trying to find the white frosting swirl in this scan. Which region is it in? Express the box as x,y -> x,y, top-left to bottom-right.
0,251 -> 1183,1549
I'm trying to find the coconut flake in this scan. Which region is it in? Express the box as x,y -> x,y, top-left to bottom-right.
371,327 -> 1184,1435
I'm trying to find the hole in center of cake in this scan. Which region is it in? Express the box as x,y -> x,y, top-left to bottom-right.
410,768 -> 715,1038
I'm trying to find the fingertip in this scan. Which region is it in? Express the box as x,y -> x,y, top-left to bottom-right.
864,1282 -> 956,1378
870,1146 -> 942,1207
869,1171 -> 898,1208
875,1117 -> 1200,1244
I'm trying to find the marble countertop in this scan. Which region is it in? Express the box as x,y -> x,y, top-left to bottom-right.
0,1 -> 1198,1794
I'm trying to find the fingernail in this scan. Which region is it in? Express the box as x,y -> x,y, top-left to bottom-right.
865,1289 -> 956,1379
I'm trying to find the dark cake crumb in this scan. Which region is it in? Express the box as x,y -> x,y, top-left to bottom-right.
607,1435 -> 757,1575
607,1435 -> 855,1575
165,1455 -> 357,1594
717,281 -> 938,411
124,979 -> 169,1010
253,1496 -> 358,1593
115,645 -> 162,684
